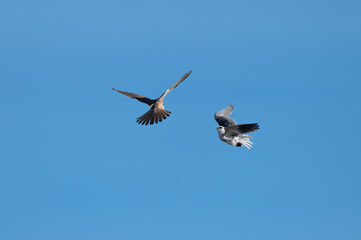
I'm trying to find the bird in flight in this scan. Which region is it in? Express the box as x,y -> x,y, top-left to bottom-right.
214,104 -> 259,149
111,70 -> 192,125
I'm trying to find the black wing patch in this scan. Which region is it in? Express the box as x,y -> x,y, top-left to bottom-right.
226,123 -> 259,136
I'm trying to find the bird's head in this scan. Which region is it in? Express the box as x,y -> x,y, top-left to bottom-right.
217,126 -> 225,134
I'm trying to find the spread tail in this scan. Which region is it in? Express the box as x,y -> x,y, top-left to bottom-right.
238,135 -> 254,149
136,108 -> 171,125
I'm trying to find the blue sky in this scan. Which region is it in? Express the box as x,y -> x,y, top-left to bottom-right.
1,0 -> 361,239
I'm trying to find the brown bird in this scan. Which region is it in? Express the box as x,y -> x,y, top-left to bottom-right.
111,70 -> 192,125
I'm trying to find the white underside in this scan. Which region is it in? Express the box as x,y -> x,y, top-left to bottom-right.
219,134 -> 254,149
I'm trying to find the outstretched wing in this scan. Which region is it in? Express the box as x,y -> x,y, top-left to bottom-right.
110,88 -> 155,106
225,123 -> 259,137
214,104 -> 237,127
158,70 -> 192,100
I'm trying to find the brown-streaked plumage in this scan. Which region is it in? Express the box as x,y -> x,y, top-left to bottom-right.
111,70 -> 192,125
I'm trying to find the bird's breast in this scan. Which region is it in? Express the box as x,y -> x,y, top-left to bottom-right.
154,100 -> 165,109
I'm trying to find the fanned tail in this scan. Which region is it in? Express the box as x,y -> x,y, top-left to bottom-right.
238,135 -> 254,149
136,108 -> 171,125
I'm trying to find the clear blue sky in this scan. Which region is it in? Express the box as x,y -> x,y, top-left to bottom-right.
1,0 -> 361,239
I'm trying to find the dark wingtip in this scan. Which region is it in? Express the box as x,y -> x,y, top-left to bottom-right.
249,123 -> 260,132
235,123 -> 260,134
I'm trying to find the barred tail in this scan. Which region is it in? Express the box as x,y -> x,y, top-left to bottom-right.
136,108 -> 171,125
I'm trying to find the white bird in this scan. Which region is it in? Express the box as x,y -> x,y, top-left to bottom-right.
214,104 -> 259,149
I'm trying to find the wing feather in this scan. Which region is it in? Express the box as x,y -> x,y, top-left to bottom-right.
111,88 -> 155,106
214,104 -> 237,127
225,123 -> 259,137
158,70 -> 192,100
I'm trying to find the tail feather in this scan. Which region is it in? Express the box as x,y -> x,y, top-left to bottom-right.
161,111 -> 167,120
152,111 -> 157,125
151,110 -> 157,125
136,108 -> 171,125
144,111 -> 151,125
238,135 -> 254,149
160,111 -> 166,120
143,110 -> 151,125
159,110 -> 170,120
136,109 -> 150,125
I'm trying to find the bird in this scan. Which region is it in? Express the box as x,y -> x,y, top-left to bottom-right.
214,104 -> 259,149
111,70 -> 192,125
